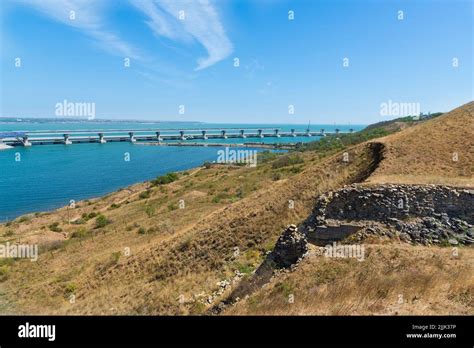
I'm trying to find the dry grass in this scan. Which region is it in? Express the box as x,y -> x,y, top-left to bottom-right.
226,243 -> 474,315
0,144 -> 374,314
367,101 -> 474,187
0,102 -> 472,315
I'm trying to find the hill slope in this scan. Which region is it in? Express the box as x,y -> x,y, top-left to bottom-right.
0,102 -> 472,315
367,101 -> 473,187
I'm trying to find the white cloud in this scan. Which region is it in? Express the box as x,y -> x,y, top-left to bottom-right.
131,0 -> 233,70
16,0 -> 140,59
15,0 -> 232,71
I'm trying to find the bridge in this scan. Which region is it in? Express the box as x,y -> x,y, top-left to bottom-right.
0,127 -> 352,147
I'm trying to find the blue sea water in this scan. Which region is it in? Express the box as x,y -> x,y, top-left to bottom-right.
0,121 -> 364,220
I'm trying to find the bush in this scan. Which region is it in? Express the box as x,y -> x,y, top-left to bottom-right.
71,218 -> 85,225
212,193 -> 230,203
289,166 -> 303,174
203,161 -> 212,169
64,283 -> 76,295
298,127 -> 391,154
17,215 -> 31,223
167,203 -> 178,211
152,172 -> 179,186
110,251 -> 121,264
70,227 -> 89,239
49,222 -> 62,233
145,205 -> 155,217
95,214 -> 110,229
3,230 -> 14,237
39,240 -> 65,253
178,237 -> 192,251
272,154 -> 304,169
258,151 -> 279,163
139,190 -> 151,199
108,203 -> 121,210
0,266 -> 9,282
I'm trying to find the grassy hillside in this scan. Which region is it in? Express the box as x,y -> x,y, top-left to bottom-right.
226,244 -> 474,315
0,102 -> 472,315
367,101 -> 473,187
0,143 -> 376,314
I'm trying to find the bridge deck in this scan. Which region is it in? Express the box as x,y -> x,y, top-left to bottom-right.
0,128 -> 349,146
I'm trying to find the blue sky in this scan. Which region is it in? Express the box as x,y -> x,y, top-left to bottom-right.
0,0 -> 472,124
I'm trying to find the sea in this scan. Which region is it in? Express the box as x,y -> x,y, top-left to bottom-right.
0,120 -> 364,221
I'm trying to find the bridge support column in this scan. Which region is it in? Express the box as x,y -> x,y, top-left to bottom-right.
129,132 -> 136,143
274,129 -> 280,138
98,133 -> 106,144
258,129 -> 263,138
63,134 -> 72,145
320,129 -> 325,136
240,129 -> 246,138
305,129 -> 312,137
221,130 -> 227,139
202,130 -> 208,140
22,135 -> 32,147
180,131 -> 186,140
290,129 -> 296,137
156,131 -> 162,142
335,129 -> 340,136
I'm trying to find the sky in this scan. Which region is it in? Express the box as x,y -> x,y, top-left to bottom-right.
0,0 -> 472,124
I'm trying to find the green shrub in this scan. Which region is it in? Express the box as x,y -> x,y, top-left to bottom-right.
17,215 -> 31,223
212,193 -> 230,203
178,237 -> 192,251
3,230 -> 14,237
167,203 -> 178,211
272,154 -> 304,169
95,214 -> 110,229
0,266 -> 9,282
139,190 -> 151,199
109,203 -> 121,210
71,218 -> 85,225
257,151 -> 279,163
152,172 -> 179,186
49,222 -> 62,233
70,227 -> 89,239
289,166 -> 303,174
272,172 -> 282,181
110,251 -> 121,264
145,205 -> 155,217
64,283 -> 76,295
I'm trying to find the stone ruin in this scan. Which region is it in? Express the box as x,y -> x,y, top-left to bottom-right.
300,184 -> 474,246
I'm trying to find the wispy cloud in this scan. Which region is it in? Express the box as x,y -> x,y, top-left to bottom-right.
131,0 -> 233,70
16,0 -> 141,59
16,0 -> 232,71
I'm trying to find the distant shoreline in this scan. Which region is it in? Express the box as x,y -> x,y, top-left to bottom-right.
0,117 -> 368,127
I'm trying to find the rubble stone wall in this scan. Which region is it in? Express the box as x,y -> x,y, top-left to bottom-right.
314,184 -> 473,224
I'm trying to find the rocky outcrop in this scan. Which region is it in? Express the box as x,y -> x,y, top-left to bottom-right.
302,184 -> 474,245
271,224 -> 308,268
211,225 -> 308,313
